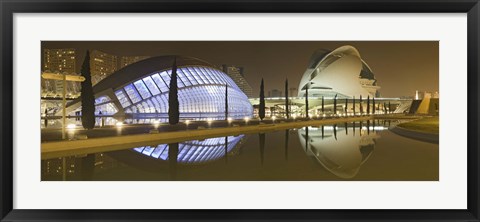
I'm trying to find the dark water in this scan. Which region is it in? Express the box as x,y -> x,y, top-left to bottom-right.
41,120 -> 438,181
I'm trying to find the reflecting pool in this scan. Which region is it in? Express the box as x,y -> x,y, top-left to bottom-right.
41,120 -> 438,181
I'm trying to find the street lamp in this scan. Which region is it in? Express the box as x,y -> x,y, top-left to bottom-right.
153,120 -> 160,129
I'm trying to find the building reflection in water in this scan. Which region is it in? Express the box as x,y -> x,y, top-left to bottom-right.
41,135 -> 245,181
131,135 -> 245,164
298,122 -> 383,179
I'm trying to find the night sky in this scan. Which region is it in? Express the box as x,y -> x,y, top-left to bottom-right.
41,41 -> 438,98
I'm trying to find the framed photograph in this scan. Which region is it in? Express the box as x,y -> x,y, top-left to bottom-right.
1,0 -> 479,221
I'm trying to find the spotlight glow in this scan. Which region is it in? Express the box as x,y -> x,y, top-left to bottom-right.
66,124 -> 76,129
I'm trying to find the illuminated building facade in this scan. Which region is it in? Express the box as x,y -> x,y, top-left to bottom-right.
91,50 -> 118,85
64,56 -> 253,124
42,48 -> 79,96
43,48 -> 76,73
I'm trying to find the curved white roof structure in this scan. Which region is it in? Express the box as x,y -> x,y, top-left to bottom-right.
298,45 -> 380,98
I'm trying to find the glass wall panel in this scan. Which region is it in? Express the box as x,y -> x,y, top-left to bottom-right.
193,67 -> 210,84
142,76 -> 161,95
146,100 -> 155,113
177,69 -> 192,86
133,80 -> 152,99
95,102 -> 118,115
181,68 -> 198,85
95,96 -> 111,105
136,103 -> 145,113
115,90 -> 131,108
151,73 -> 169,93
188,67 -> 204,84
162,70 -> 173,87
124,84 -> 142,104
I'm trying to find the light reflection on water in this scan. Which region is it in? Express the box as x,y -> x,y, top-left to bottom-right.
41,120 -> 438,181
298,124 -> 379,179
131,135 -> 245,164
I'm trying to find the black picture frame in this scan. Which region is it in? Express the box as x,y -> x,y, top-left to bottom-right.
1,0 -> 479,221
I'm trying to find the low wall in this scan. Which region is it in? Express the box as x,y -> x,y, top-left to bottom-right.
390,126 -> 439,144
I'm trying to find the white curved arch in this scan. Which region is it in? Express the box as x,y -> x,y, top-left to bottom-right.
298,45 -> 378,98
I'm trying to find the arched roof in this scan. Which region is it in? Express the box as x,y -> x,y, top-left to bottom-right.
64,55 -> 253,119
298,45 -> 379,98
92,55 -> 219,95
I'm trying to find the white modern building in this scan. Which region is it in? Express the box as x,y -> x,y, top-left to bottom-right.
298,45 -> 381,98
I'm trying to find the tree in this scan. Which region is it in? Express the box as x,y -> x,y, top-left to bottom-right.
344,98 -> 348,114
225,84 -> 228,120
259,78 -> 265,120
44,108 -> 48,128
353,96 -> 356,116
285,78 -> 289,119
372,97 -> 376,115
305,87 -> 309,118
321,96 -> 324,114
168,57 -> 179,125
80,50 -> 95,130
366,95 -> 370,115
359,95 -> 363,114
333,94 -> 338,115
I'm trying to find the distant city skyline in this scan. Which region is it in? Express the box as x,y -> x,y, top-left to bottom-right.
41,41 -> 439,98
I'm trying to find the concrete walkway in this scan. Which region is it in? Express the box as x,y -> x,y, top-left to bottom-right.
42,116 -> 373,159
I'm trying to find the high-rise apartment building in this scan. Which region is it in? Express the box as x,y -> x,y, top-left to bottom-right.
221,65 -> 253,98
120,56 -> 150,69
43,48 -> 76,73
42,48 -> 79,97
91,50 -> 118,85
